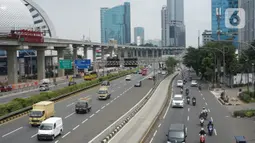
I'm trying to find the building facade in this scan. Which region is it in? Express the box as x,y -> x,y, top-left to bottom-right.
202,30 -> 213,45
134,27 -> 144,45
238,0 -> 255,50
161,6 -> 168,47
100,2 -> 131,45
211,0 -> 238,47
166,0 -> 186,47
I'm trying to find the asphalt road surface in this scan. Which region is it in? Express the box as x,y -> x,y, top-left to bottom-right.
146,71 -> 237,143
0,71 -> 163,143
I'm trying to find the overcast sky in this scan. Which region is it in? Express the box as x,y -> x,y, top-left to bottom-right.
34,0 -> 211,47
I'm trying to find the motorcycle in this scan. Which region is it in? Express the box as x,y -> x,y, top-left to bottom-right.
185,89 -> 189,96
208,125 -> 213,136
199,135 -> 206,143
187,97 -> 190,104
198,85 -> 201,90
192,99 -> 196,106
200,112 -> 208,120
200,118 -> 204,127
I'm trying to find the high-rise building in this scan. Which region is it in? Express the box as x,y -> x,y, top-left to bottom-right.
238,0 -> 255,50
100,2 -> 131,45
161,6 -> 168,47
211,0 -> 238,46
134,27 -> 144,45
202,30 -> 213,46
167,0 -> 186,47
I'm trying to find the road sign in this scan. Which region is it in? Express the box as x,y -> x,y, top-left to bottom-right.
106,57 -> 120,67
75,59 -> 91,69
124,58 -> 138,67
59,59 -> 72,69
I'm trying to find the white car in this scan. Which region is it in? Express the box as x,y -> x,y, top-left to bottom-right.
125,75 -> 131,81
161,71 -> 166,75
177,80 -> 183,87
172,94 -> 184,108
191,80 -> 198,87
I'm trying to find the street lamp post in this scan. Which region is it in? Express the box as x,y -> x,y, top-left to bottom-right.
252,63 -> 255,94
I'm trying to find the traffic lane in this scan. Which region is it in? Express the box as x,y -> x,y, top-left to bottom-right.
0,74 -> 142,139
151,80 -> 189,143
0,78 -> 85,104
46,77 -> 156,143
200,88 -> 236,142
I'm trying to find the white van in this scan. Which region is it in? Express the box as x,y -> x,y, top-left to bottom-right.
37,117 -> 63,141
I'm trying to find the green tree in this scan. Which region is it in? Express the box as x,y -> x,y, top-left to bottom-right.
165,57 -> 178,74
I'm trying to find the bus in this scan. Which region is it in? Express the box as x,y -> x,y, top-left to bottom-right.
84,71 -> 98,80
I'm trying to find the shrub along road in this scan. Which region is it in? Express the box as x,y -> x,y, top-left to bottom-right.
0,71 -> 160,143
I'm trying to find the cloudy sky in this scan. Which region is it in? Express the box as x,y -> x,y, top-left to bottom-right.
34,0 -> 211,47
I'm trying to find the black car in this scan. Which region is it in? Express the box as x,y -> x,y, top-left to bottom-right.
101,81 -> 110,86
68,81 -> 77,86
166,124 -> 187,143
134,81 -> 142,87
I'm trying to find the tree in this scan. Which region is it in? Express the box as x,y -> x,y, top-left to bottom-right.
165,57 -> 178,74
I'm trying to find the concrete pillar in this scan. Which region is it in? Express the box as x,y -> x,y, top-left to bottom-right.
146,50 -> 149,57
136,50 -> 139,57
18,58 -> 25,76
7,49 -> 18,84
132,49 -> 136,57
152,49 -> 154,58
73,46 -> 78,74
83,47 -> 87,59
57,49 -> 65,77
37,50 -> 45,80
124,48 -> 128,58
92,47 -> 96,62
161,49 -> 163,57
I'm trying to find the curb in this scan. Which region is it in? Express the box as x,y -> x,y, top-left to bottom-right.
218,98 -> 232,105
0,71 -> 134,125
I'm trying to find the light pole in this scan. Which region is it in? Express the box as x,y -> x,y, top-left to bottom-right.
252,63 -> 255,93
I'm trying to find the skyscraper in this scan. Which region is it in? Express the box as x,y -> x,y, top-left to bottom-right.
161,6 -> 168,47
134,27 -> 144,45
211,0 -> 238,46
166,0 -> 186,47
100,2 -> 131,44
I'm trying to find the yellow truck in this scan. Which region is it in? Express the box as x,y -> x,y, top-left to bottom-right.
29,101 -> 55,126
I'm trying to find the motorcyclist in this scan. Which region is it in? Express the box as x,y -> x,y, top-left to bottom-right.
207,120 -> 214,129
192,97 -> 196,102
199,128 -> 206,136
180,88 -> 183,93
185,88 -> 189,94
198,84 -> 201,90
201,107 -> 208,114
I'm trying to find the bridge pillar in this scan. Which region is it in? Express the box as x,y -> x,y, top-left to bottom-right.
7,48 -> 18,84
145,50 -> 149,58
152,49 -> 155,58
132,49 -> 136,57
73,46 -> 78,74
57,49 -> 65,77
37,49 -> 45,80
124,48 -> 128,58
136,49 -> 139,57
83,46 -> 87,59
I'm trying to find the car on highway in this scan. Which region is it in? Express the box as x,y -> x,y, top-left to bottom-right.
191,80 -> 198,87
134,81 -> 142,87
68,81 -> 77,86
161,71 -> 167,75
148,76 -> 153,80
101,81 -> 110,87
37,117 -> 63,141
0,85 -> 12,92
177,80 -> 184,87
166,123 -> 187,143
172,94 -> 184,108
98,86 -> 111,100
75,97 -> 92,114
39,84 -> 50,91
125,75 -> 132,81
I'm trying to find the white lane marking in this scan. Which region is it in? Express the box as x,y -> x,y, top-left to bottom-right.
66,102 -> 74,107
106,103 -> 110,106
153,130 -> 157,137
82,119 -> 88,124
158,123 -> 161,128
118,86 -> 121,88
149,137 -> 154,143
203,97 -> 205,100
201,93 -> 203,96
101,106 -> 105,109
116,96 -> 120,98
89,88 -> 153,143
89,114 -> 95,118
55,140 -> 59,143
214,129 -> 217,136
111,90 -> 115,92
31,133 -> 37,138
65,112 -> 75,119
208,109 -> 211,112
2,127 -> 23,137
120,93 -> 123,96
113,97 -> 117,100
205,102 -> 208,105
96,110 -> 100,113
188,108 -> 190,112
210,117 -> 213,122
187,116 -> 189,121
199,90 -> 201,92
73,125 -> 80,130
62,131 -> 71,138
110,100 -> 113,103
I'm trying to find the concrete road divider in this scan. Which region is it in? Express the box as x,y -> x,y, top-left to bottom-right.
106,72 -> 178,143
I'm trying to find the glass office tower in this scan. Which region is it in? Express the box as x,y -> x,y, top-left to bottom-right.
100,2 -> 131,44
134,27 -> 144,45
211,0 -> 238,47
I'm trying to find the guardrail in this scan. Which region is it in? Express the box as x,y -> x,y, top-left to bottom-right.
0,73 -> 130,124
88,75 -> 164,143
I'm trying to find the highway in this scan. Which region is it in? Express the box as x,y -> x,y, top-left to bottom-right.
0,68 -> 118,104
0,70 -> 162,143
146,70 -> 237,143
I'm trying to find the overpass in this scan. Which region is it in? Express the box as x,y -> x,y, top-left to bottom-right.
0,36 -> 185,84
